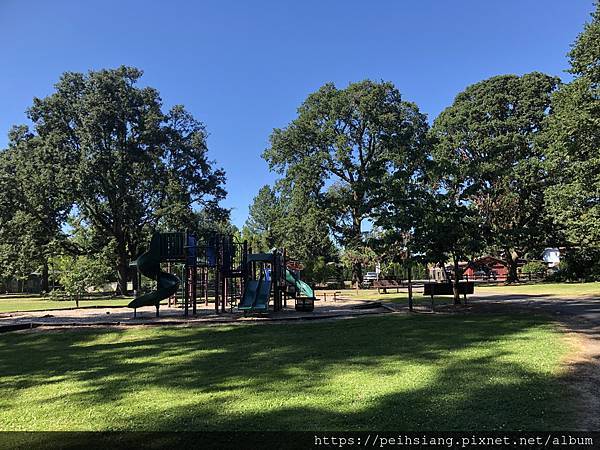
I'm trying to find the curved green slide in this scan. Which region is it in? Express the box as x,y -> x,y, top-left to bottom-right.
128,234 -> 180,310
285,269 -> 314,299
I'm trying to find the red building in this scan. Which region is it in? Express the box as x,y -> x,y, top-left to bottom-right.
463,256 -> 511,280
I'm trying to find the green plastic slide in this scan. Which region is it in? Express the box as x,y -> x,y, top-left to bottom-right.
128,234 -> 180,310
285,269 -> 314,299
239,276 -> 271,311
239,280 -> 260,310
253,279 -> 271,311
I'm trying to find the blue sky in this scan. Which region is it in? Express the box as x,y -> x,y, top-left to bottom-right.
0,1 -> 594,228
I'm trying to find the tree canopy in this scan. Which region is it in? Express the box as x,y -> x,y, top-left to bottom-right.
430,72 -> 559,283
1,66 -> 227,294
543,3 -> 600,248
263,80 -> 428,285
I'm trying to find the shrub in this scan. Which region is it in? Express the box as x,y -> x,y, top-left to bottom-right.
521,261 -> 547,275
558,247 -> 600,281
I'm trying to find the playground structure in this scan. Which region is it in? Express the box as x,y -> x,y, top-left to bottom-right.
129,231 -> 316,317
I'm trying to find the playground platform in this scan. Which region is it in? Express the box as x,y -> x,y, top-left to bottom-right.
0,297 -> 391,331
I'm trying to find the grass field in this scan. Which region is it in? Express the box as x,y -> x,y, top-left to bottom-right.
0,296 -> 134,313
328,282 -> 600,305
475,282 -> 600,297
2,282 -> 597,314
0,314 -> 573,431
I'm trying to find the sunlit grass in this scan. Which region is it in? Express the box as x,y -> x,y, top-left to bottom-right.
0,314 -> 573,431
0,297 -> 134,313
475,282 -> 600,297
326,282 -> 600,305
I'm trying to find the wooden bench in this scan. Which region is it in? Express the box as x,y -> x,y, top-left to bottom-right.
373,279 -> 402,294
373,280 -> 387,293
382,280 -> 402,293
423,281 -> 475,309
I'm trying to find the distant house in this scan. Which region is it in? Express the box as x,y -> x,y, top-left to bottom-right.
462,255 -> 527,280
542,248 -> 561,268
462,256 -> 506,280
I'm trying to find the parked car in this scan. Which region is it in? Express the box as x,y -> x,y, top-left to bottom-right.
363,272 -> 378,281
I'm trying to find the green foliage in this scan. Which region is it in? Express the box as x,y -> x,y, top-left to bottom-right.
340,246 -> 377,274
243,185 -> 282,252
6,67 -> 226,294
555,248 -> 600,282
263,80 -> 428,283
51,249 -> 115,299
543,3 -> 600,248
429,73 -> 559,283
0,127 -> 75,292
520,261 -> 547,275
301,256 -> 339,285
243,182 -> 337,270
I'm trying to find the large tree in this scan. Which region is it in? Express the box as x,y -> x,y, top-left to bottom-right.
243,182 -> 336,271
543,2 -> 600,248
430,72 -> 559,283
0,126 -> 75,292
243,185 -> 283,252
25,66 -> 226,294
263,80 -> 428,286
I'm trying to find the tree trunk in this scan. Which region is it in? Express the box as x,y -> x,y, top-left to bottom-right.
452,255 -> 461,305
352,260 -> 363,289
351,207 -> 363,288
505,249 -> 519,284
41,260 -> 49,294
116,239 -> 129,295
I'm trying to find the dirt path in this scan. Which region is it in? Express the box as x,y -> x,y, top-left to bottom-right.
468,294 -> 600,431
559,318 -> 600,431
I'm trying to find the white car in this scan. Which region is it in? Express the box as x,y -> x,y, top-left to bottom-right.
363,272 -> 378,281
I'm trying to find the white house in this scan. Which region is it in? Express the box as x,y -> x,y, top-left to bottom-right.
542,248 -> 561,268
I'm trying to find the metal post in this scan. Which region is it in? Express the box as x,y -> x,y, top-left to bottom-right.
221,269 -> 226,313
167,262 -> 172,307
204,268 -> 209,306
407,259 -> 413,312
184,264 -> 189,317
214,242 -> 220,314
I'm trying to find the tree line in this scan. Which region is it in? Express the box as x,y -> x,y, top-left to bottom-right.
243,3 -> 600,300
0,67 -> 229,295
1,4 -> 598,301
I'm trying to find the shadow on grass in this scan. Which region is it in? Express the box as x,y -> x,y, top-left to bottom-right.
0,314 -> 578,431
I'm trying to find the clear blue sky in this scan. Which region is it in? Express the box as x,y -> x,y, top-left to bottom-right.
0,1 -> 594,228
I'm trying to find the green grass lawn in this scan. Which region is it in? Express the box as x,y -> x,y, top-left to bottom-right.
0,314 -> 573,431
0,296 -> 134,313
328,289 -> 429,305
329,282 -> 600,305
475,281 -> 600,297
